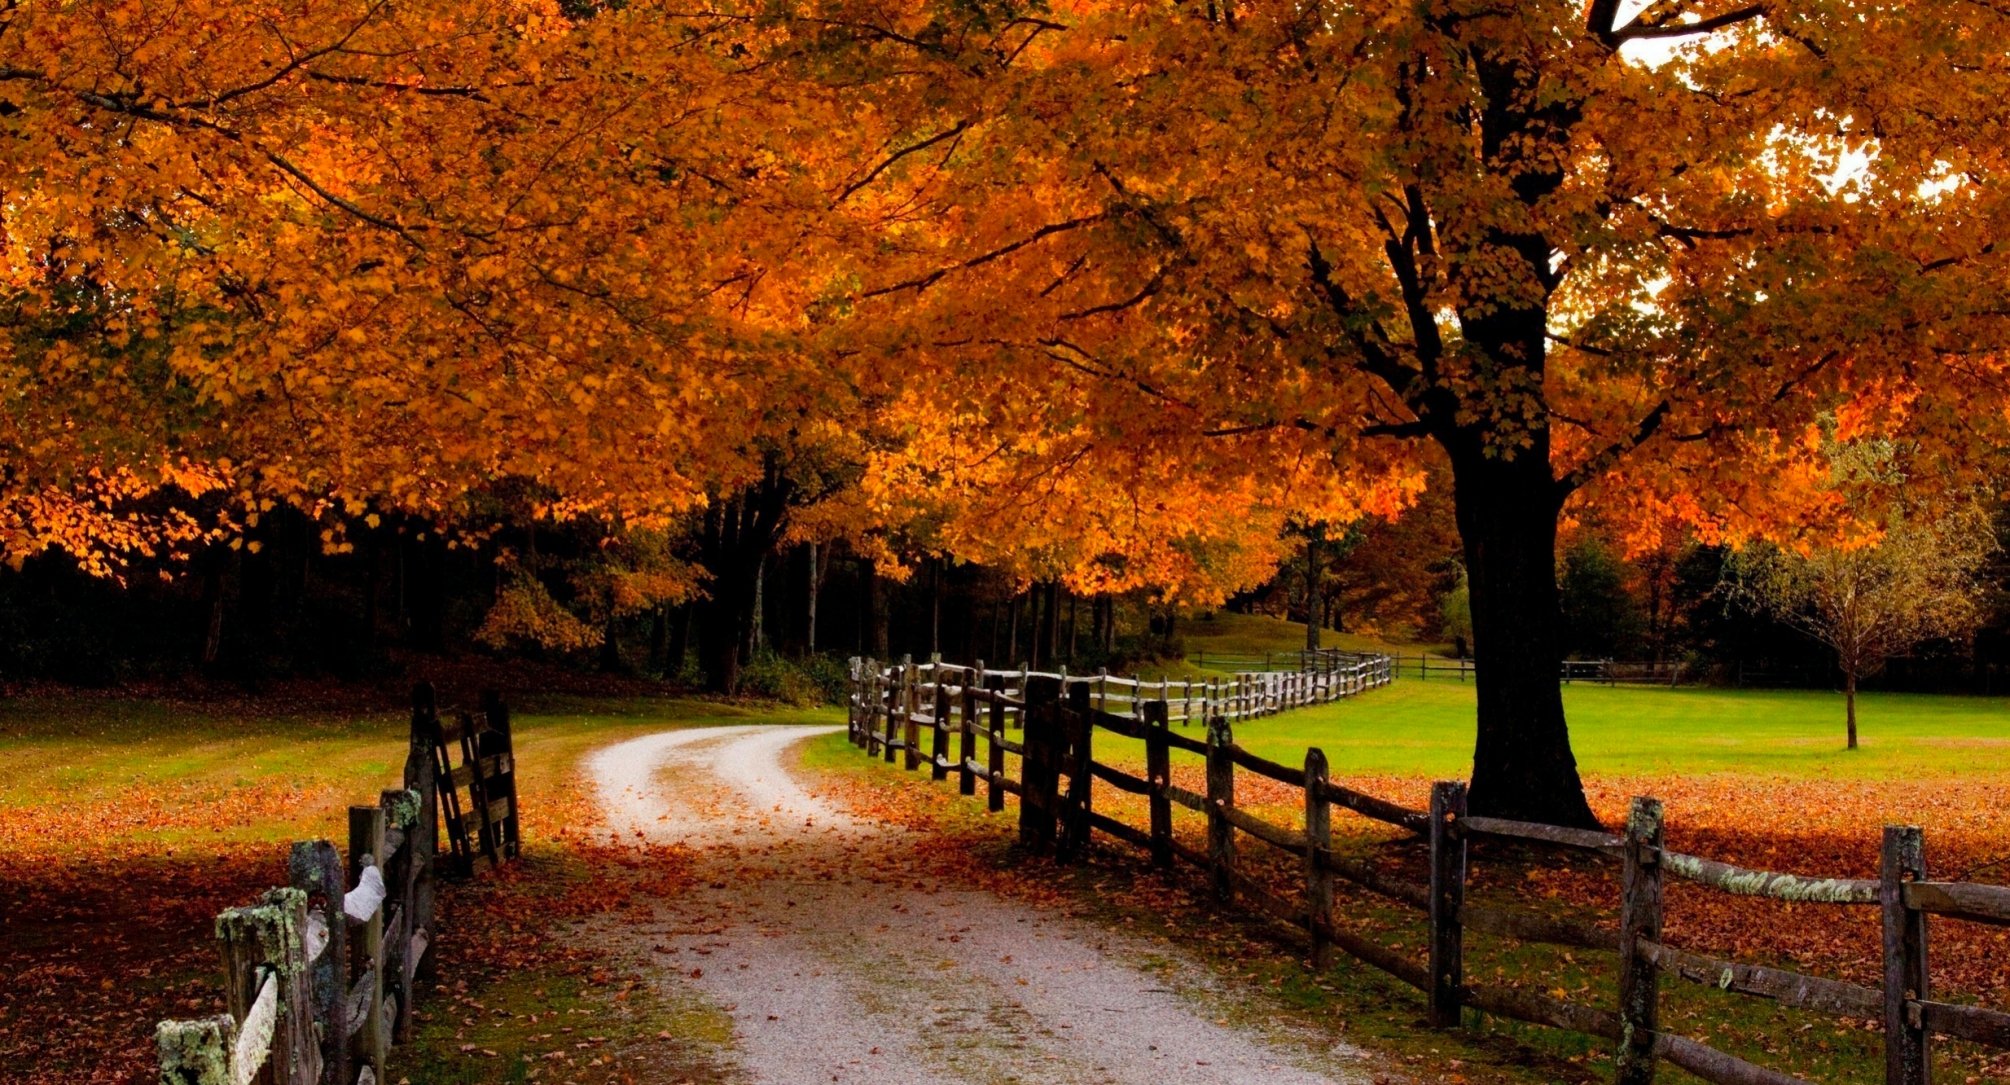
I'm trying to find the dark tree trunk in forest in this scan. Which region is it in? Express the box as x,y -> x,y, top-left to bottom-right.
667,604 -> 690,677
1303,528 -> 1324,652
694,464 -> 794,693
862,562 -> 889,658
600,615 -> 622,672
1444,437 -> 1599,829
1006,591 -> 1021,662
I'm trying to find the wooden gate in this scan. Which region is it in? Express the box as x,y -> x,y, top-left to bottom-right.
417,686 -> 520,877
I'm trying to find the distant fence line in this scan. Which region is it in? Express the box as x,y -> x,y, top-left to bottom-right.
846,655 -> 2010,1085
155,685 -> 521,1085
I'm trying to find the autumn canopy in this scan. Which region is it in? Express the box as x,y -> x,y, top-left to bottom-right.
6,0 -> 2009,823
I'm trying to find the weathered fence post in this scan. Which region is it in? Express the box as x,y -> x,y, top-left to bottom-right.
156,1016 -> 234,1085
986,672 -> 1007,813
216,887 -> 318,1085
1206,716 -> 1236,903
404,685 -> 439,987
349,805 -> 388,1084
1145,699 -> 1173,870
379,787 -> 420,1043
1881,825 -> 1930,1085
1058,681 -> 1094,863
882,661 -> 900,763
1019,675 -> 1062,850
1305,749 -> 1334,968
959,664 -> 980,796
1427,780 -> 1468,1028
902,655 -> 921,772
1617,796 -> 1665,1085
289,840 -> 348,1085
931,676 -> 952,782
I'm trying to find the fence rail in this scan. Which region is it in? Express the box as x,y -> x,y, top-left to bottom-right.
1382,654 -> 1697,686
846,656 -> 2010,1085
155,684 -> 518,1085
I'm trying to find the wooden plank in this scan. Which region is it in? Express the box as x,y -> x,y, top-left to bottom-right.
342,866 -> 386,924
1316,849 -> 1430,910
1222,742 -> 1306,787
1653,1031 -> 1815,1085
1462,981 -> 1621,1041
1315,779 -> 1430,835
1087,760 -> 1152,795
1215,798 -> 1306,852
1637,940 -> 1880,1017
231,973 -> 279,1085
1662,852 -> 1878,904
1086,809 -> 1153,850
1162,730 -> 1208,756
1914,998 -> 2010,1048
1461,815 -> 1622,856
1904,880 -> 2010,926
1164,783 -> 1208,813
1459,903 -> 1618,952
1145,701 -> 1173,870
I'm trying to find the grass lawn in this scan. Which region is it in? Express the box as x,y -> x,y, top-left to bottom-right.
1199,676 -> 2010,781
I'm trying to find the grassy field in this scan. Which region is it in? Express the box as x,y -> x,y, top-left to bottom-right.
0,690 -> 836,1085
1159,676 -> 2010,781
1181,608 -> 1443,672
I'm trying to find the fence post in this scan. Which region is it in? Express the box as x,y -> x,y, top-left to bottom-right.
1206,716 -> 1236,903
1428,780 -> 1468,1028
931,677 -> 951,782
404,685 -> 439,988
1881,826 -> 1929,1085
1145,700 -> 1173,870
349,805 -> 388,1084
902,655 -> 922,771
157,1016 -> 234,1085
1617,796 -> 1665,1085
882,662 -> 900,762
986,672 -> 1007,813
216,887 -> 317,1085
1019,675 -> 1062,850
1059,681 -> 1094,863
1305,750 -> 1334,968
289,841 -> 348,1085
379,787 -> 420,1043
959,666 -> 980,796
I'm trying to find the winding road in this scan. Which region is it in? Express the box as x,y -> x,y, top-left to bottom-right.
584,725 -> 1378,1085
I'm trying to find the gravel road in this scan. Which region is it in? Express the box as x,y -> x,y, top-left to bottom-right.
585,725 -> 1377,1085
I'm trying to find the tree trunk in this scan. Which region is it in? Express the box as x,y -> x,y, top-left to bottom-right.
600,614 -> 622,672
1448,441 -> 1599,829
1845,673 -> 1859,750
1304,530 -> 1324,652
863,563 -> 889,658
806,541 -> 820,656
1006,591 -> 1021,662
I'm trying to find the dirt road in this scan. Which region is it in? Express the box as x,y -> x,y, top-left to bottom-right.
585,725 -> 1376,1085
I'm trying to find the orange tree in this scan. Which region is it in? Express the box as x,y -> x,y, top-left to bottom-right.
789,0 -> 2010,824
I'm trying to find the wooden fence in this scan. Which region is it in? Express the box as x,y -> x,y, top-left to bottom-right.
155,684 -> 519,1085
1385,654 -> 1695,686
845,659 -> 2010,1085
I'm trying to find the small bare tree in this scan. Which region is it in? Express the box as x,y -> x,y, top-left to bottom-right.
1731,504 -> 1995,749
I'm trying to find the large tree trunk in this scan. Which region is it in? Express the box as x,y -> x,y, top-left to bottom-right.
1448,440 -> 1599,829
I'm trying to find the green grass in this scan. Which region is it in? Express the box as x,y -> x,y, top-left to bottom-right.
1090,677 -> 2010,782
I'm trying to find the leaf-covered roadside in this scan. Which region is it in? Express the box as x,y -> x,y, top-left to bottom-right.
796,736 -> 2010,1085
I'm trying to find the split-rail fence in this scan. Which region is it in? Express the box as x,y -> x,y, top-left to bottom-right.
846,656 -> 2010,1085
155,684 -> 521,1085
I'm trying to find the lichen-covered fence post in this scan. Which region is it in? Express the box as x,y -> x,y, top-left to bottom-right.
349,804 -> 389,1084
1617,796 -> 1665,1085
1205,716 -> 1236,904
289,840 -> 348,1085
216,887 -> 318,1085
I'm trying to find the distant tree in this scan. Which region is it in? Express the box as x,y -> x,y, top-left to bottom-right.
1731,506 -> 1996,749
1559,539 -> 1646,660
